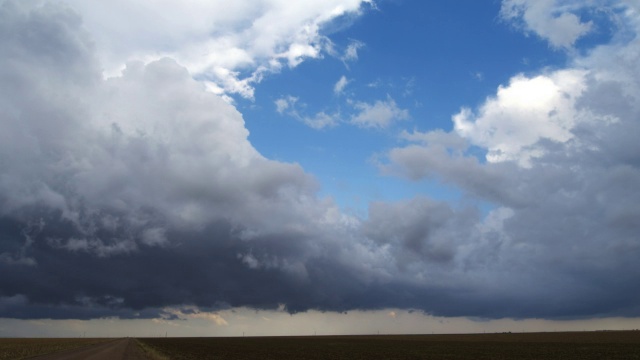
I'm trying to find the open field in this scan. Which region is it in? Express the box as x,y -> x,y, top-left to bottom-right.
138,331 -> 640,360
0,338 -> 111,360
3,331 -> 639,359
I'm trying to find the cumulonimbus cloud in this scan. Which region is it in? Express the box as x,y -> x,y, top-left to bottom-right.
2,0 -> 640,322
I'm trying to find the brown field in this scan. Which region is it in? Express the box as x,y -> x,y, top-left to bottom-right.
137,331 -> 640,359
0,338 -> 111,360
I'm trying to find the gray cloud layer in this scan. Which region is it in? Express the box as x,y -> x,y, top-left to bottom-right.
1,0 -> 640,321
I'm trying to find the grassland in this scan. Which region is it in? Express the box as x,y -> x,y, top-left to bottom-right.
0,338 -> 110,360
137,331 -> 640,360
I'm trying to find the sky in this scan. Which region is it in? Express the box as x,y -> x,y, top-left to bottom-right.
1,0 -> 640,337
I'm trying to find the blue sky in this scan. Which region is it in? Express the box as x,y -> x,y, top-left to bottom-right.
241,0 -> 568,212
2,0 -> 640,336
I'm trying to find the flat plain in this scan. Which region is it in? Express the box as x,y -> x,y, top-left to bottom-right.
0,338 -> 110,360
137,330 -> 640,360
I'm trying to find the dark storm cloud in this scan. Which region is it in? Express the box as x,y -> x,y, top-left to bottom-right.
363,198 -> 478,264
378,7 -> 640,318
2,0 -> 640,322
0,0 -> 333,318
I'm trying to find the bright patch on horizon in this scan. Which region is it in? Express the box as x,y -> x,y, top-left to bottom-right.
1,0 -> 640,336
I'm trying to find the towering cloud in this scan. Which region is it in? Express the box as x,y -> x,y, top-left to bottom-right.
1,0 -> 640,323
0,0 -> 363,318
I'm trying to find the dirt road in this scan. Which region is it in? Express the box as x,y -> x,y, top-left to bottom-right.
30,338 -> 150,360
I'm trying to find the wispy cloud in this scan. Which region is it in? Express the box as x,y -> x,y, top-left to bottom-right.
275,95 -> 339,129
334,75 -> 350,95
303,112 -> 341,129
500,0 -> 593,49
351,97 -> 410,129
343,39 -> 365,62
275,95 -> 299,114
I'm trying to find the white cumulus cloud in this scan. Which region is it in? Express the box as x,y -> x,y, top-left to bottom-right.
50,0 -> 373,99
453,69 -> 590,166
500,0 -> 593,49
351,97 -> 410,129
